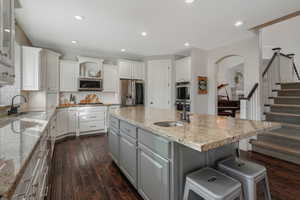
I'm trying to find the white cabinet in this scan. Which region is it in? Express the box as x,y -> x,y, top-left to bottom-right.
103,64 -> 118,92
60,60 -> 79,92
78,107 -> 106,135
22,47 -> 60,91
22,47 -> 43,90
119,61 -> 132,79
119,60 -> 145,80
0,0 -> 15,68
56,109 -> 77,138
56,110 -> 70,137
138,144 -> 169,200
46,51 -> 60,92
132,62 -> 145,80
120,135 -> 137,187
175,57 -> 191,83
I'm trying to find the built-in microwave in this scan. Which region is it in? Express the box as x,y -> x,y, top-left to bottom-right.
78,77 -> 103,91
176,82 -> 190,100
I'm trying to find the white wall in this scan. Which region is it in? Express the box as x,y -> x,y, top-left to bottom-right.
190,48 -> 208,114
262,16 -> 300,68
207,36 -> 261,117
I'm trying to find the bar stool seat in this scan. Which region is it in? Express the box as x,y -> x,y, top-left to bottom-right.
218,157 -> 271,200
183,167 -> 243,200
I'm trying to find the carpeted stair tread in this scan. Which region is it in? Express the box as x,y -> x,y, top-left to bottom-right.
250,140 -> 300,156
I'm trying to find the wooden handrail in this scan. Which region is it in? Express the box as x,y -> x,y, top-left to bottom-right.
240,83 -> 259,101
262,52 -> 277,77
293,62 -> 300,81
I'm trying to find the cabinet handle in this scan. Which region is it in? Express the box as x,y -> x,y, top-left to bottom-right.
89,125 -> 97,128
89,116 -> 97,119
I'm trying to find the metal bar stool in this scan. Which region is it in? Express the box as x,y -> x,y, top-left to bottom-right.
183,167 -> 243,200
218,157 -> 272,200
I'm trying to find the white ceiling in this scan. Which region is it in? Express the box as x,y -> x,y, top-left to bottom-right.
15,0 -> 300,57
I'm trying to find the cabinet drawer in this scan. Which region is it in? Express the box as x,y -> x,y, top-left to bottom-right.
79,112 -> 105,122
80,121 -> 105,132
138,129 -> 170,159
77,106 -> 106,113
120,121 -> 137,139
110,116 -> 119,129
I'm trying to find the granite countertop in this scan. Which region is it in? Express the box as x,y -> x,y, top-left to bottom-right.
110,106 -> 282,152
57,103 -> 120,109
0,110 -> 56,198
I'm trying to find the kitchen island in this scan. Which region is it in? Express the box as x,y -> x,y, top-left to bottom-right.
109,106 -> 281,200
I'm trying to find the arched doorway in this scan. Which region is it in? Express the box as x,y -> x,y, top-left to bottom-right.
215,55 -> 245,118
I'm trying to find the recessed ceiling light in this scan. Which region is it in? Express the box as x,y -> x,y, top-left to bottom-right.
74,15 -> 84,20
71,40 -> 78,44
235,21 -> 244,27
184,42 -> 190,47
121,49 -> 126,52
141,32 -> 147,36
4,29 -> 10,33
185,0 -> 195,4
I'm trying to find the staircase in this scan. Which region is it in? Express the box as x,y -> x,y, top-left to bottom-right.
250,48 -> 300,165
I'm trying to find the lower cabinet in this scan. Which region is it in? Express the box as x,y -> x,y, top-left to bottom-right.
138,144 -> 170,200
108,128 -> 120,164
108,118 -> 170,200
119,135 -> 137,187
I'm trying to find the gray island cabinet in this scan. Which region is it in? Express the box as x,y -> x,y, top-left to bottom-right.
108,107 -> 281,200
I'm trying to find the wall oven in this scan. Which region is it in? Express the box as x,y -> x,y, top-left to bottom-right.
176,82 -> 190,100
78,77 -> 103,91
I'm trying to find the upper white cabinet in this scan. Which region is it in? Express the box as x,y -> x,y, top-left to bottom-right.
175,56 -> 191,83
22,47 -> 60,91
132,62 -> 145,80
119,60 -> 145,80
119,61 -> 132,79
22,46 -> 43,90
46,50 -> 61,92
60,60 -> 79,92
0,0 -> 15,68
103,64 -> 119,92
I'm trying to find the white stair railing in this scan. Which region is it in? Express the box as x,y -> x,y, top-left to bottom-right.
240,83 -> 259,120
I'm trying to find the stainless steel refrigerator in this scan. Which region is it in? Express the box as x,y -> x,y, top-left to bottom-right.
120,79 -> 144,106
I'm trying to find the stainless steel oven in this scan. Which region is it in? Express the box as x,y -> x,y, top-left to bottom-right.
78,77 -> 103,91
176,82 -> 190,101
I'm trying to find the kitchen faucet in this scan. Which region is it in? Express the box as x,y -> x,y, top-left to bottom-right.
180,100 -> 190,123
8,95 -> 27,115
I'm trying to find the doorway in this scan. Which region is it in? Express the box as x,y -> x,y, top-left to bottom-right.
216,55 -> 245,118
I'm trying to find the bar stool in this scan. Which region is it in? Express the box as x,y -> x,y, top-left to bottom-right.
183,167 -> 243,200
218,157 -> 272,200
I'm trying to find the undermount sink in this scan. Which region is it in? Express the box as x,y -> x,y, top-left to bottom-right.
154,121 -> 184,127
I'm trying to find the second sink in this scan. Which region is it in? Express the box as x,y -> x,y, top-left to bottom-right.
154,121 -> 184,127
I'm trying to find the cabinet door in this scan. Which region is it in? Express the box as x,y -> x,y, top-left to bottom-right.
22,47 -> 43,90
138,145 -> 169,200
109,129 -> 120,164
119,61 -> 132,79
46,53 -> 60,92
132,62 -> 145,80
56,110 -> 69,137
68,111 -> 77,133
103,64 -> 118,92
120,135 -> 137,187
175,57 -> 191,82
0,0 -> 14,67
60,60 -> 79,92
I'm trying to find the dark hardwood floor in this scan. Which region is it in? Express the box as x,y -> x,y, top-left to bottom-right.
49,134 -> 143,200
49,135 -> 300,200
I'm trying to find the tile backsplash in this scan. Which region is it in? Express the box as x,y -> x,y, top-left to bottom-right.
59,92 -> 120,105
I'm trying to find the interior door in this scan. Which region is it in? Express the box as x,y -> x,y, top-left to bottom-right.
147,60 -> 171,109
